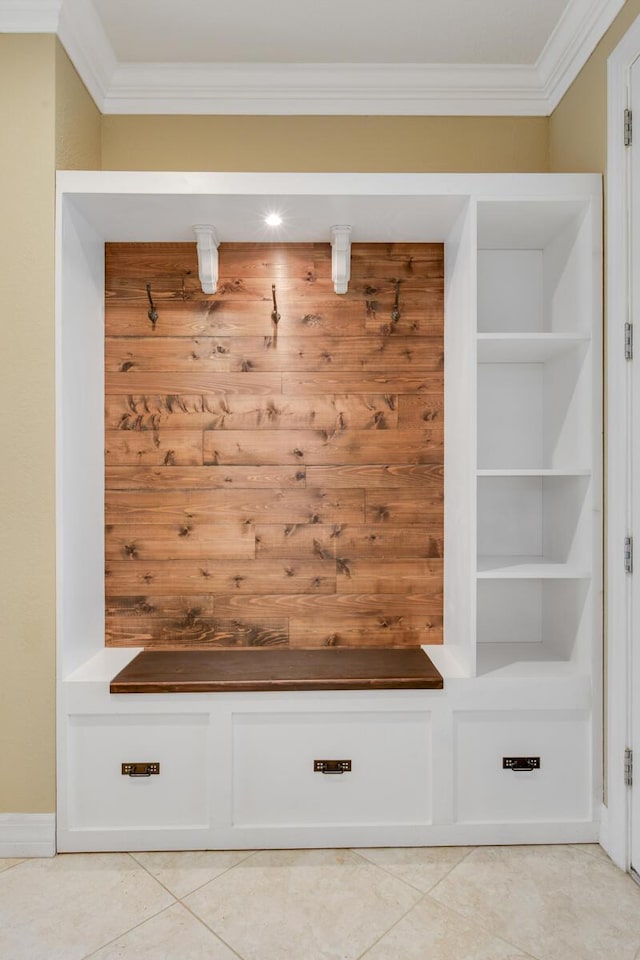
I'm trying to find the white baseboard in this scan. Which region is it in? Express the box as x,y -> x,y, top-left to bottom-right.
0,814 -> 56,858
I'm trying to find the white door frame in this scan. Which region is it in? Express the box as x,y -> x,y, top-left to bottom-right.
604,14 -> 640,870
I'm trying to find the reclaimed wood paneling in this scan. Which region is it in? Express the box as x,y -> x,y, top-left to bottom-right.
105,393 -> 400,432
211,592 -> 442,618
105,466 -> 307,491
283,373 -> 443,396
203,428 -> 442,466
104,431 -> 203,466
105,371 -> 282,396
105,560 -> 336,595
106,617 -> 289,648
105,242 -> 443,649
105,522 -> 256,561
105,335 -> 443,374
305,464 -> 443,489
105,489 -> 364,525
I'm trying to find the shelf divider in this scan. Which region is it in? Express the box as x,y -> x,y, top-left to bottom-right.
477,556 -> 591,579
477,333 -> 590,363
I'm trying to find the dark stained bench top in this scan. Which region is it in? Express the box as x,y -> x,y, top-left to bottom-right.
110,647 -> 443,694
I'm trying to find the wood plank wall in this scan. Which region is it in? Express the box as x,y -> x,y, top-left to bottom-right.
104,242 -> 444,648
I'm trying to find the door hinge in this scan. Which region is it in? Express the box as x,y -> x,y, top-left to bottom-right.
626,322 -> 633,359
625,536 -> 633,573
625,747 -> 633,787
625,108 -> 633,146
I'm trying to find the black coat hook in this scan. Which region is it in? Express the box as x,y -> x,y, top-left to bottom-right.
271,284 -> 281,326
146,283 -> 158,329
391,280 -> 401,323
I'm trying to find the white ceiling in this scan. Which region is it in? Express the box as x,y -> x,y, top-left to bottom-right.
0,0 -> 626,115
92,0 -> 566,66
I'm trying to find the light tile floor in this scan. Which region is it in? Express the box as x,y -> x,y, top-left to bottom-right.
1,844 -> 639,960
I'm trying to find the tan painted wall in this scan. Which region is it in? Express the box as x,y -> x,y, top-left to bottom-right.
55,41 -> 101,169
0,35 -> 103,814
550,0 -> 640,171
102,115 -> 549,172
0,35 -> 57,813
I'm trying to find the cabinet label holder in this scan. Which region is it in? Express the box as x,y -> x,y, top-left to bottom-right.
122,762 -> 160,777
314,760 -> 351,774
502,757 -> 540,772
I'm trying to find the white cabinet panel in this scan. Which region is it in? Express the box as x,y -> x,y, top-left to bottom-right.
232,710 -> 432,828
67,714 -> 210,830
454,710 -> 590,823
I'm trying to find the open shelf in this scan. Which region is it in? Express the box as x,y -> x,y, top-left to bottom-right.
477,474 -> 591,574
477,344 -> 591,471
477,201 -> 592,335
477,556 -> 591,579
477,333 -> 590,363
476,578 -> 591,675
477,468 -> 591,477
475,643 -> 582,678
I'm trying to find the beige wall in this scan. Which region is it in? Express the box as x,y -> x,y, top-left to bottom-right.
550,0 -> 640,171
55,41 -> 101,169
102,115 -> 549,172
0,34 -> 57,813
0,36 -> 102,814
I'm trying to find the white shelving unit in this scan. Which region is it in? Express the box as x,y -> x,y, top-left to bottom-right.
55,173 -> 602,853
475,198 -> 600,678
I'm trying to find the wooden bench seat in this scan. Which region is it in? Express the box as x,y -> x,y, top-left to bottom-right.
110,647 -> 443,694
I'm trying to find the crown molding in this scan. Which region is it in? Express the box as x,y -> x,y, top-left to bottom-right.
103,61 -> 548,116
55,0 -> 116,105
538,0 -> 625,111
0,0 -> 626,116
0,0 -> 61,32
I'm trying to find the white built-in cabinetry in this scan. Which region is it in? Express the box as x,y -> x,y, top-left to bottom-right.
56,173 -> 602,852
475,200 -> 599,677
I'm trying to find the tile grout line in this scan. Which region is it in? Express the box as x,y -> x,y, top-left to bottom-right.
179,898 -> 247,960
354,847 -> 487,960
0,859 -> 27,876
569,843 -> 612,864
78,855 -> 178,960
351,844 -> 478,898
348,848 -> 431,896
423,886 -> 501,942
81,905 -> 176,960
355,889 -> 431,960
357,847 -> 543,960
424,847 -> 523,946
421,845 -> 478,895
130,848 -> 258,901
126,852 -> 247,960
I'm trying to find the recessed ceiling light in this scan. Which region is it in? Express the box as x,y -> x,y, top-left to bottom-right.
265,213 -> 282,227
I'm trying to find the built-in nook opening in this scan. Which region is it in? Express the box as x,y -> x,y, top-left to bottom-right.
104,241 -> 445,656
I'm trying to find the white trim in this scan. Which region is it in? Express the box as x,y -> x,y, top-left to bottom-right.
0,814 -> 56,858
103,61 -> 547,117
540,0 -> 625,111
604,13 -> 640,872
55,0 -> 116,107
0,0 -> 625,116
0,0 -> 61,32
58,820 -> 600,854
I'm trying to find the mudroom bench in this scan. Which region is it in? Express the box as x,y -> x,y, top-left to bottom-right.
109,647 -> 444,694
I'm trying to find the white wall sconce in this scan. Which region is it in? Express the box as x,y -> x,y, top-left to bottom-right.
193,224 -> 219,294
331,225 -> 352,294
